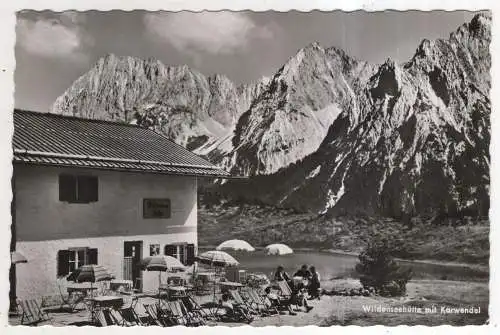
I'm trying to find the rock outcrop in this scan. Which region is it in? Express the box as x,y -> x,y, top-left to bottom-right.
219,13 -> 491,219
52,13 -> 491,219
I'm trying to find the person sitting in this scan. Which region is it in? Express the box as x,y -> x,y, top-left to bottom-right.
308,266 -> 321,300
265,286 -> 296,316
274,265 -> 291,282
294,264 -> 312,280
290,281 -> 313,313
219,293 -> 253,322
220,293 -> 234,311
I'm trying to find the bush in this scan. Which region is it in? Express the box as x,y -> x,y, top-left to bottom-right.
355,238 -> 413,296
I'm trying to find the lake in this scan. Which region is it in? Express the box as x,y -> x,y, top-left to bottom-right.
199,249 -> 489,282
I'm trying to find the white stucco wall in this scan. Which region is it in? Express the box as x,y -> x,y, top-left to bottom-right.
13,164 -> 198,298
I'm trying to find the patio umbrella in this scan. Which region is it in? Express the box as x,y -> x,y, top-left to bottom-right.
265,243 -> 294,256
195,251 -> 239,305
216,239 -> 255,252
139,256 -> 186,301
11,251 -> 28,264
67,264 -> 115,283
67,264 -> 115,310
195,250 -> 239,267
139,255 -> 186,272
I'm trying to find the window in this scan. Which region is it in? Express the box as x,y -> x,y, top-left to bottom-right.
59,174 -> 98,203
150,244 -> 160,256
57,248 -> 98,277
164,243 -> 196,265
143,199 -> 171,218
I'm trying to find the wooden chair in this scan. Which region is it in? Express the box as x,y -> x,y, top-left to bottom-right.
229,289 -> 257,315
108,309 -> 136,326
95,309 -> 108,326
176,299 -> 206,326
133,302 -> 155,326
181,295 -> 213,322
144,303 -> 171,327
57,281 -> 85,312
216,299 -> 254,324
245,289 -> 277,315
165,300 -> 187,325
276,281 -> 299,310
95,309 -> 115,327
18,299 -> 51,325
120,306 -> 145,326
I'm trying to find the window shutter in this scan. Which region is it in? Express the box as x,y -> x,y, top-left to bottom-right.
179,245 -> 186,264
87,248 -> 98,265
164,245 -> 176,258
186,244 -> 196,265
57,250 -> 71,277
78,176 -> 98,203
59,175 -> 76,202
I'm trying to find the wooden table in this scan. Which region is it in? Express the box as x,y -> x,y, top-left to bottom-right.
219,281 -> 244,294
87,295 -> 124,323
197,272 -> 216,283
159,285 -> 188,298
89,296 -> 124,309
67,283 -> 99,295
219,281 -> 244,289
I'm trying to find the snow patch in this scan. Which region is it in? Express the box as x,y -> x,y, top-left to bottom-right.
306,165 -> 321,180
321,165 -> 349,214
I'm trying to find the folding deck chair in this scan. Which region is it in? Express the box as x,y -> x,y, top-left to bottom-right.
276,281 -> 299,311
108,308 -> 137,326
229,289 -> 258,315
18,299 -> 51,325
177,299 -> 206,326
244,289 -> 278,315
132,302 -> 155,326
181,295 -> 212,323
216,299 -> 254,324
144,303 -> 174,327
95,309 -> 111,327
167,300 -> 206,326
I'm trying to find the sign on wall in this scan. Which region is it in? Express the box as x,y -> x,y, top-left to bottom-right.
143,198 -> 171,219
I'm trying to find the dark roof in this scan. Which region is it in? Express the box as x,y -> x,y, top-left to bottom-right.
13,110 -> 231,178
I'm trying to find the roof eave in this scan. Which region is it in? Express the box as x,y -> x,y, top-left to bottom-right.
13,159 -> 237,179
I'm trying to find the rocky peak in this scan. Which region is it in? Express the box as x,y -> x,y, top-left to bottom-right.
273,42 -> 326,84
227,41 -> 368,176
459,12 -> 491,40
369,59 -> 403,101
217,14 -> 490,221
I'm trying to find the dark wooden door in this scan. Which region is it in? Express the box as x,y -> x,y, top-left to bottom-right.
124,241 -> 143,290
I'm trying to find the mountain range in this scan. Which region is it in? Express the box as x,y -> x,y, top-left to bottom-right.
51,13 -> 491,220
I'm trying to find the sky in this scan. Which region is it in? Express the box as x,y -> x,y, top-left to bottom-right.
15,10 -> 482,112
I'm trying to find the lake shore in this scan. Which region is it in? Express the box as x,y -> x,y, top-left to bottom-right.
200,245 -> 489,272
199,205 -> 490,266
248,278 -> 489,326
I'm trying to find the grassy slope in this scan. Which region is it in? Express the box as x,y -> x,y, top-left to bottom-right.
320,279 -> 488,326
198,204 -> 490,265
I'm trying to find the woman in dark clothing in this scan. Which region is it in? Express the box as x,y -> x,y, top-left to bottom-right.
308,266 -> 321,300
294,264 -> 312,280
290,281 -> 313,312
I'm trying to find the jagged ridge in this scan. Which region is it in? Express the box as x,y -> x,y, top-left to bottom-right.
217,13 -> 491,219
51,54 -> 269,150
51,13 -> 491,219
